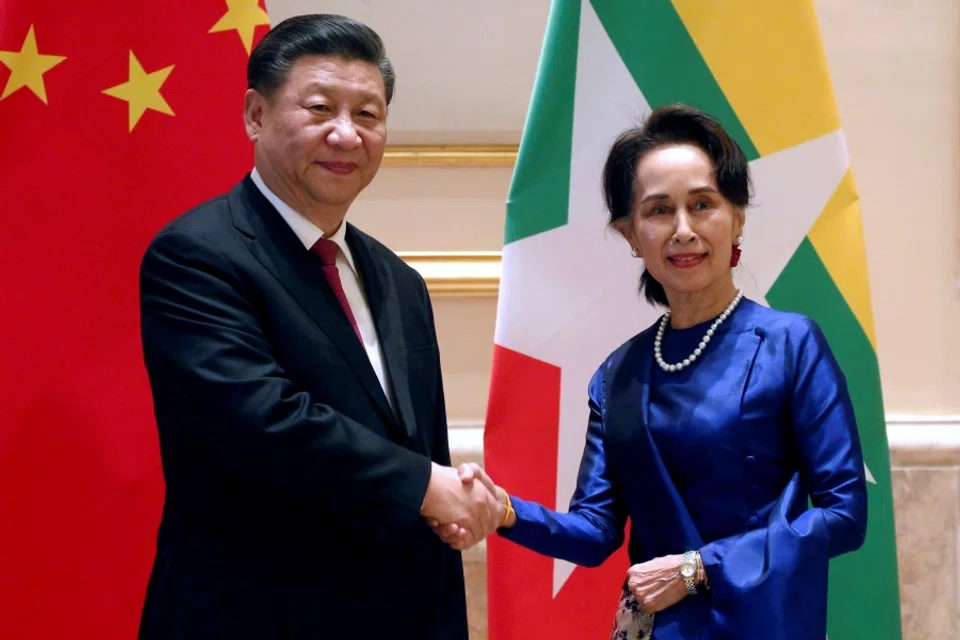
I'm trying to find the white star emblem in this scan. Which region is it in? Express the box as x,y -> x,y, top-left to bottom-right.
495,1 -> 858,595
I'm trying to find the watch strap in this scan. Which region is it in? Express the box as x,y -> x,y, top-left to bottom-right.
681,550 -> 699,596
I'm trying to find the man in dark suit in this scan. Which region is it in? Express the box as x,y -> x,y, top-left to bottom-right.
137,14 -> 500,639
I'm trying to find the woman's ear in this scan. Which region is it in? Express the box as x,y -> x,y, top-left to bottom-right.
612,218 -> 642,258
733,207 -> 746,241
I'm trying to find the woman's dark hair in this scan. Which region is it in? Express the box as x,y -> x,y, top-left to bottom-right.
248,14 -> 395,104
601,103 -> 751,306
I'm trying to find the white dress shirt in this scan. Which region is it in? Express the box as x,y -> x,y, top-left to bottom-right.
250,169 -> 394,409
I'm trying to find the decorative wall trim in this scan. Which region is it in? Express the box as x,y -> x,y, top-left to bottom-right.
886,414 -> 960,466
886,414 -> 960,440
449,415 -> 960,467
383,144 -> 518,168
398,251 -> 502,297
448,421 -> 486,464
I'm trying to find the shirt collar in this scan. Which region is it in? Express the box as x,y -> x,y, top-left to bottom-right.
250,168 -> 357,275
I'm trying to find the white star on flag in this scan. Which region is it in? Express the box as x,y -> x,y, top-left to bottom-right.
494,1 -> 864,595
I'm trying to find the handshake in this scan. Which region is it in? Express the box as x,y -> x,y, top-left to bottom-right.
420,462 -> 512,551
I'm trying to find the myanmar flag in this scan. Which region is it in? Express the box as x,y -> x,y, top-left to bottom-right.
0,1 -> 269,637
484,1 -> 902,638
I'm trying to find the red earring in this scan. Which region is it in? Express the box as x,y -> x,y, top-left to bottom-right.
730,235 -> 743,267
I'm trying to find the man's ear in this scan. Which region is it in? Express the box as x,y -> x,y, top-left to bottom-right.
243,88 -> 266,142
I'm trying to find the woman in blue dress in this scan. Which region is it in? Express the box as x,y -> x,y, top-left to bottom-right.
436,104 -> 868,639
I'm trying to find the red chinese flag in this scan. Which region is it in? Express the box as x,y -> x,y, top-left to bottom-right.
0,2 -> 270,637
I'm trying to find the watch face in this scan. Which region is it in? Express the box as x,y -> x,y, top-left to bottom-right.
680,564 -> 696,578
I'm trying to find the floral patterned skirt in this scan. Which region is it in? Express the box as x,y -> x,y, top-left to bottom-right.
611,586 -> 655,639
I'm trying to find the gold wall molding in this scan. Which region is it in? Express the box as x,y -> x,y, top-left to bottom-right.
383,145 -> 518,168
398,251 -> 502,296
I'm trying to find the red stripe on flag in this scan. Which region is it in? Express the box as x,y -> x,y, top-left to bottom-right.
485,345 -> 629,638
0,2 -> 268,638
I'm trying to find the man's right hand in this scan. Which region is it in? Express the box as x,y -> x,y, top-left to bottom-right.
420,462 -> 501,550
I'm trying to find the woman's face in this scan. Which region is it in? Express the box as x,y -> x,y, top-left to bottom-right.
626,143 -> 744,302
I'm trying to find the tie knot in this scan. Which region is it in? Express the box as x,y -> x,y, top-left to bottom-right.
311,237 -> 339,266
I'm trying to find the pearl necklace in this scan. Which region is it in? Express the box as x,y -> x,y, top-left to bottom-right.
654,290 -> 745,373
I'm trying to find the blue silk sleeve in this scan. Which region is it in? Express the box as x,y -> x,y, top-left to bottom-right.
699,318 -> 868,637
498,369 -> 627,567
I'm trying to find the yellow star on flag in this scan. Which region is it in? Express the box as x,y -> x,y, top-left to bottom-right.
0,25 -> 67,104
209,0 -> 271,55
103,51 -> 175,132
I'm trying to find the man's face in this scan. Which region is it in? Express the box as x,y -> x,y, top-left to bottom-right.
245,55 -> 388,212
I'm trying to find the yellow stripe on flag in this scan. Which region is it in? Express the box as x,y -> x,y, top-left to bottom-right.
671,0 -> 840,156
807,169 -> 877,350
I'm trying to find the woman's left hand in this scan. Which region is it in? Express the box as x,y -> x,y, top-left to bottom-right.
626,555 -> 689,613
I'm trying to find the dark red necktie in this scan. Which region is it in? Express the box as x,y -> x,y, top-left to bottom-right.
310,238 -> 363,344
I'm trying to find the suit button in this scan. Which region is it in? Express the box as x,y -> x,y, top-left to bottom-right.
745,455 -> 756,465
748,515 -> 759,526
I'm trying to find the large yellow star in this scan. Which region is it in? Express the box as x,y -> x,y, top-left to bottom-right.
0,25 -> 67,104
209,0 -> 271,55
103,51 -> 175,132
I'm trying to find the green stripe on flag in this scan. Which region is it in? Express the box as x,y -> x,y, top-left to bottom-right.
590,0 -> 760,161
504,0 -> 580,245
768,239 -> 902,639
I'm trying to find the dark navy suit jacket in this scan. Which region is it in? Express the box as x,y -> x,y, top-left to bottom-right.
137,175 -> 466,639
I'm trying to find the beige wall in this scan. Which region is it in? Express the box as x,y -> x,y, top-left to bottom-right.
263,2 -> 960,637
266,0 -> 960,419
820,0 -> 960,415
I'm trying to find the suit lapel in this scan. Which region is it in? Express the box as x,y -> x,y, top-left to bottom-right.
228,177 -> 395,427
347,226 -> 417,441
